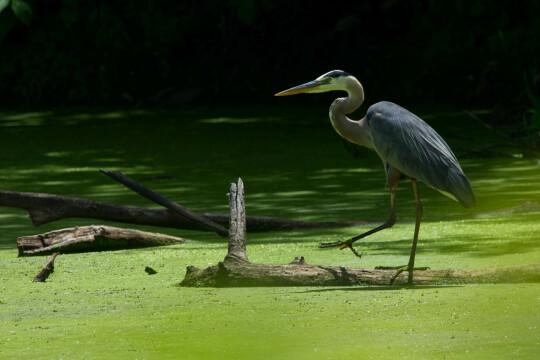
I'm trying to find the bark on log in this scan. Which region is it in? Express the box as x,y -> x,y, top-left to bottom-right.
0,190 -> 361,232
100,170 -> 229,237
17,225 -> 186,256
181,260 -> 540,287
225,179 -> 248,263
33,253 -> 59,282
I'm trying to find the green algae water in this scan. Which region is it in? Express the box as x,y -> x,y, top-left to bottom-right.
0,108 -> 539,359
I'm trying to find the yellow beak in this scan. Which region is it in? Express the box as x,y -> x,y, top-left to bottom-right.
274,80 -> 323,96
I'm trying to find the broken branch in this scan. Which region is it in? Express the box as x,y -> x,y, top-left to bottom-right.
100,170 -> 229,237
33,253 -> 59,282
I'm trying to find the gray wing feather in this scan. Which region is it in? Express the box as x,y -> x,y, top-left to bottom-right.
367,101 -> 475,207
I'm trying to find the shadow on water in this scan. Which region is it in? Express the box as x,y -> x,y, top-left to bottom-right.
352,226 -> 540,258
296,285 -> 462,293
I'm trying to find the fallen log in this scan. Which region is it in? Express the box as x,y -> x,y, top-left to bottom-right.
100,170 -> 228,237
33,253 -> 59,282
181,260 -> 540,287
180,179 -> 540,287
17,225 -> 186,256
0,190 -> 362,232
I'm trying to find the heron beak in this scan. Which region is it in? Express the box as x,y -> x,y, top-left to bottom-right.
274,80 -> 324,96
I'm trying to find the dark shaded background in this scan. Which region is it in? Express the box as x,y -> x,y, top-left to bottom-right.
0,0 -> 539,126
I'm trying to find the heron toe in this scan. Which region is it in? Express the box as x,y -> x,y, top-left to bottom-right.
318,240 -> 344,248
375,265 -> 430,284
319,239 -> 363,257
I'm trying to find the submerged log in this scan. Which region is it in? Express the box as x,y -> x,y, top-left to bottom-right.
180,179 -> 540,287
17,225 -> 186,256
0,190 -> 361,232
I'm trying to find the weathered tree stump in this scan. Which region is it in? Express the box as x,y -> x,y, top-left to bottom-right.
225,178 -> 248,264
17,225 -> 186,256
180,179 -> 540,287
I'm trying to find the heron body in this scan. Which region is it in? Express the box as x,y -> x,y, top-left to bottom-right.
367,101 -> 474,207
275,70 -> 475,284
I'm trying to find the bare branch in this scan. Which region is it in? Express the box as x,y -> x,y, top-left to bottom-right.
33,253 -> 60,282
100,170 -> 229,237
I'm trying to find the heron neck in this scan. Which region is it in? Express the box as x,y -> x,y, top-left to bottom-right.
329,79 -> 373,149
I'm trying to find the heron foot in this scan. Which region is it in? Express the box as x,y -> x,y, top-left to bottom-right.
319,239 -> 362,258
374,265 -> 430,285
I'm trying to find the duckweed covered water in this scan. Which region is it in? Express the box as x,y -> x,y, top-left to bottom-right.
0,108 -> 539,359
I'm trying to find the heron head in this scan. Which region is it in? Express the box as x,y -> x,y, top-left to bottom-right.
274,70 -> 351,96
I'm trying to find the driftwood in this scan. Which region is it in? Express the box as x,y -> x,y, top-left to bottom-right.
33,253 -> 59,282
0,190 -> 361,232
100,170 -> 228,237
17,225 -> 186,256
180,179 -> 540,287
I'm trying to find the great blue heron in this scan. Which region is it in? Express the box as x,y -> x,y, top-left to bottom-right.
275,70 -> 475,284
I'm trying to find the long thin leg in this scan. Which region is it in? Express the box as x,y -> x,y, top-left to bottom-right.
407,178 -> 423,283
386,179 -> 424,283
319,187 -> 397,255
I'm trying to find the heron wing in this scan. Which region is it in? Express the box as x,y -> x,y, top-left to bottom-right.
367,101 -> 475,207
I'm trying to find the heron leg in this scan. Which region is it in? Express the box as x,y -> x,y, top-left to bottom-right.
379,179 -> 425,284
319,187 -> 397,256
406,179 -> 423,283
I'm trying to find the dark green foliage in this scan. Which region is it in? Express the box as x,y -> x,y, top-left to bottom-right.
0,0 -> 538,129
0,0 -> 10,14
0,0 -> 32,25
10,0 -> 32,24
521,74 -> 540,151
